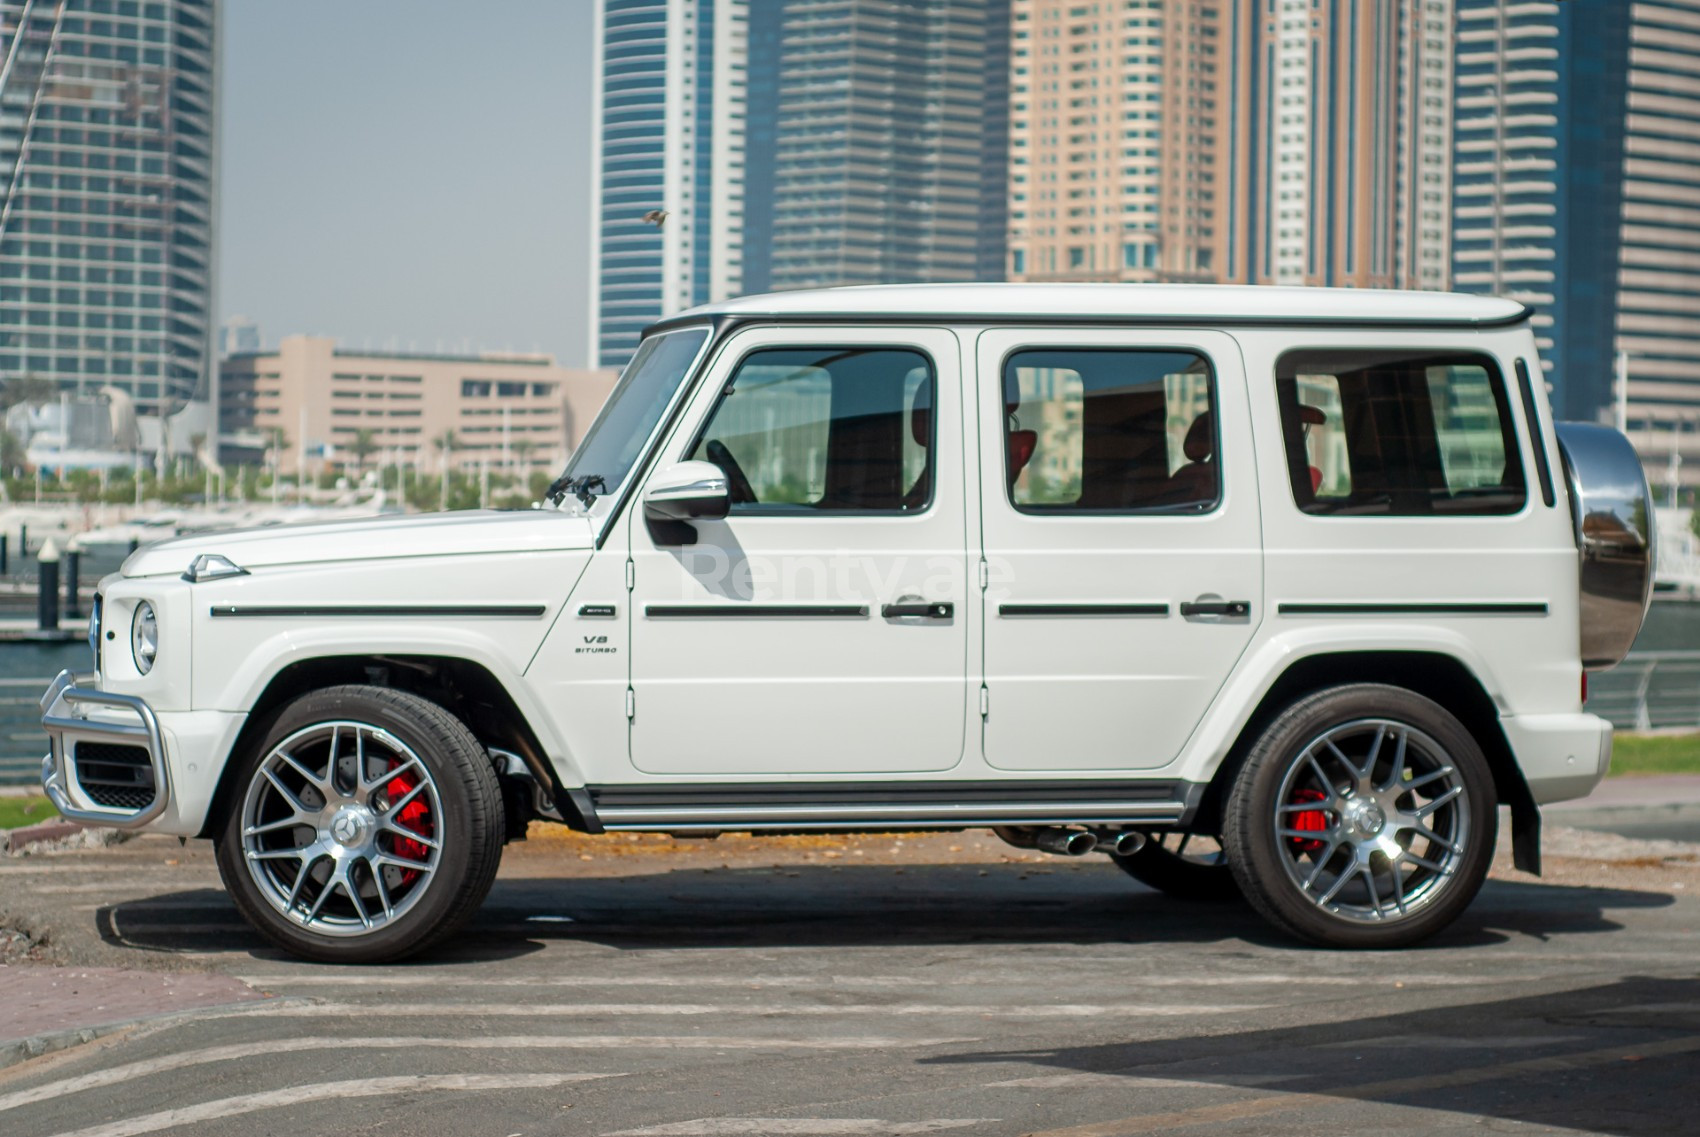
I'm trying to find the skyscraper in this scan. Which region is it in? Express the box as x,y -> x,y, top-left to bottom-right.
1616,0 -> 1700,488
590,0 -> 747,368
0,0 -> 219,419
1006,0 -> 1252,284
1007,0 -> 1449,289
1249,0 -> 1451,288
1452,0 -> 1700,469
752,0 -> 1011,292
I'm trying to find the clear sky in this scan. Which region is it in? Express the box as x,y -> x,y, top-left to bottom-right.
217,0 -> 597,367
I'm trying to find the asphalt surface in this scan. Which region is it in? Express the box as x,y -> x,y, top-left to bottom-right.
0,822 -> 1697,1137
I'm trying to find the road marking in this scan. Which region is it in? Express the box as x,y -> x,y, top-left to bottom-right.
0,1036 -> 967,1116
1018,1033 -> 1700,1136
262,1001 -> 1264,1019
37,1072 -> 620,1137
605,1121 -> 995,1136
988,1073 -> 1298,1090
1313,1034 -> 1588,1050
231,972 -> 1490,990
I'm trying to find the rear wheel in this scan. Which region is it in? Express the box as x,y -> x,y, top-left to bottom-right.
1112,833 -> 1242,901
214,685 -> 504,963
1222,683 -> 1496,949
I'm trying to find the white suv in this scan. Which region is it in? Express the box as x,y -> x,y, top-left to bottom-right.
41,284 -> 1653,962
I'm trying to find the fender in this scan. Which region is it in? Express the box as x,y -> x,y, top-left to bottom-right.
1173,621 -> 1511,788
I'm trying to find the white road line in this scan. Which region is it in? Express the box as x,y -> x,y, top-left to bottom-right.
262,1001 -> 1264,1018
38,1072 -> 619,1137
1315,1034 -> 1589,1050
0,1036 -> 967,1116
605,1120 -> 995,1136
985,1072 -> 1299,1090
231,972 -> 1492,989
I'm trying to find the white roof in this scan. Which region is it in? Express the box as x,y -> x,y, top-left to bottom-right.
671,283 -> 1529,326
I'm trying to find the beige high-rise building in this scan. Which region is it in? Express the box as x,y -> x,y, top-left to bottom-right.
1007,0 -> 1450,290
220,337 -> 617,476
1007,0 -> 1250,284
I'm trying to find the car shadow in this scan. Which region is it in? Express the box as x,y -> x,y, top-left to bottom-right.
918,973 -> 1700,1137
92,863 -> 1674,961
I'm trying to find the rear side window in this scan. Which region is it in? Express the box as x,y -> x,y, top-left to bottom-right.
1275,349 -> 1525,516
1003,348 -> 1218,513
688,346 -> 933,513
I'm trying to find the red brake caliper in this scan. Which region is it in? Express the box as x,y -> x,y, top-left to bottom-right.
1288,787 -> 1329,852
385,762 -> 433,886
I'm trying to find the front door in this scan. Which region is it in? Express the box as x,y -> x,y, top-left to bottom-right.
628,326 -> 971,776
976,329 -> 1263,771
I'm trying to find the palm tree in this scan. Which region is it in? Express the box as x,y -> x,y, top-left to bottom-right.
434,430 -> 459,511
0,374 -> 58,410
347,428 -> 379,474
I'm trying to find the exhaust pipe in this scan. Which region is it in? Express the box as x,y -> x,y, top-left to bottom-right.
992,826 -> 1097,856
1097,830 -> 1148,857
1034,828 -> 1098,856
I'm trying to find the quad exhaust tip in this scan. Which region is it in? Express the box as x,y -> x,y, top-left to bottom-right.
1034,828 -> 1098,856
993,826 -> 1148,858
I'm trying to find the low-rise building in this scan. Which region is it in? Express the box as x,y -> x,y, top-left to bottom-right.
219,337 -> 617,475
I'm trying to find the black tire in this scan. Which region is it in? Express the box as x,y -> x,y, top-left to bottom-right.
214,685 -> 504,964
1112,834 -> 1242,902
1222,683 -> 1496,949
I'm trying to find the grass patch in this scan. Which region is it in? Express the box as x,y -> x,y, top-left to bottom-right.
1609,732 -> 1700,777
0,795 -> 55,830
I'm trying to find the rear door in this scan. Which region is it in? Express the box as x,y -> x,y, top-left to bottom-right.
975,328 -> 1263,771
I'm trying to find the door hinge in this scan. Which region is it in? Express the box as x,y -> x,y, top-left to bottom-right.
979,685 -> 990,718
625,687 -> 636,720
977,559 -> 989,590
625,560 -> 635,591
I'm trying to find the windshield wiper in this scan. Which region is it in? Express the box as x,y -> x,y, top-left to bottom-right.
546,473 -> 607,509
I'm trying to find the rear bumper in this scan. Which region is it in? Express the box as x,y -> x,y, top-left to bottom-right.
1500,711 -> 1614,805
40,669 -> 171,828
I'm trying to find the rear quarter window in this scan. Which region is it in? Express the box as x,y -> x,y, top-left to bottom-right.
1275,349 -> 1526,517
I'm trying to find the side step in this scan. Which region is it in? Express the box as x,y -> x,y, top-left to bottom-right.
582,779 -> 1203,832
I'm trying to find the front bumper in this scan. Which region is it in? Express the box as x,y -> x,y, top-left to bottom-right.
40,669 -> 172,828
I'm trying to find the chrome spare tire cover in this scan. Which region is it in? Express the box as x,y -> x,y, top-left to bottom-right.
1556,422 -> 1655,670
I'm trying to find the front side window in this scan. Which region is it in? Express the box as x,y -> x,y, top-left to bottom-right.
558,327 -> 709,502
1276,349 -> 1525,516
1003,348 -> 1218,513
689,346 -> 933,513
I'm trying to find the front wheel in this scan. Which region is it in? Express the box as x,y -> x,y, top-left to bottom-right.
1221,683 -> 1496,949
214,685 -> 504,963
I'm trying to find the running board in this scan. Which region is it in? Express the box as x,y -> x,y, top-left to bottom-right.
582,779 -> 1203,833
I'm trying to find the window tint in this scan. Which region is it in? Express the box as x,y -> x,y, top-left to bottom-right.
1003,348 -> 1218,513
1276,349 -> 1525,516
689,347 -> 933,513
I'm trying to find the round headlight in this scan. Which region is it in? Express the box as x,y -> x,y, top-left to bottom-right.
131,601 -> 158,675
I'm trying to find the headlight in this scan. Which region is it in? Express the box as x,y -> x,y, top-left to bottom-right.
131,601 -> 158,675
88,595 -> 102,663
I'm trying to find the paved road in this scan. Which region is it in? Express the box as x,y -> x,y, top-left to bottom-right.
1,828 -> 1697,1137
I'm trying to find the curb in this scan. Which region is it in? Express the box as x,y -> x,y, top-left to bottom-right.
0,995 -> 311,1070
2,819 -> 82,855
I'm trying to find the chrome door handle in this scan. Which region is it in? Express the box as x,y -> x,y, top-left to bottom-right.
1180,599 -> 1250,618
881,601 -> 954,619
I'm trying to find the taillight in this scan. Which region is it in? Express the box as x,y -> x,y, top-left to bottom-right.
1581,672 -> 1589,704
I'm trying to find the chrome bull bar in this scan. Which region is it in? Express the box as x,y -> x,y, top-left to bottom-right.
39,668 -> 172,828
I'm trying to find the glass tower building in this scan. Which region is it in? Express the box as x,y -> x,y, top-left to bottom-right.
754,0 -> 1010,292
590,0 -> 747,369
0,0 -> 218,419
1453,0 -> 1700,483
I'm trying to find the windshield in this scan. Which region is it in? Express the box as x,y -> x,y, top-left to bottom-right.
557,327 -> 711,505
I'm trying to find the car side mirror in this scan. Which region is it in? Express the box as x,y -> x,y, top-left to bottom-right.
643,460 -> 731,523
